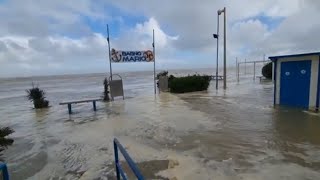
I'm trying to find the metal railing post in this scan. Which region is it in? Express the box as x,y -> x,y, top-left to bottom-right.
113,138 -> 144,180
114,140 -> 120,180
0,163 -> 9,180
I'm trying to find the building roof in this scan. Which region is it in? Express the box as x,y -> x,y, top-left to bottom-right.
269,52 -> 320,61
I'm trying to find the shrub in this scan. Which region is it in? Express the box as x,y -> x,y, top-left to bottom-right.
262,62 -> 272,79
26,83 -> 49,109
0,127 -> 14,158
168,75 -> 175,82
169,75 -> 211,93
156,71 -> 168,79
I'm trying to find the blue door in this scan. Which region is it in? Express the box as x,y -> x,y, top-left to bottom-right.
280,60 -> 311,108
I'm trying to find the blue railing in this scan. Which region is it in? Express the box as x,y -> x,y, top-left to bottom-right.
113,138 -> 144,180
0,163 -> 9,180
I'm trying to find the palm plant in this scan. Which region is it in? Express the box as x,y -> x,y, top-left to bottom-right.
26,83 -> 49,109
0,127 -> 14,159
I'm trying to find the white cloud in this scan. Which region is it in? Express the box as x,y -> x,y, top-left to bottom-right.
1,0 -> 320,77
0,13 -> 180,76
108,0 -> 314,61
0,0 -> 107,37
111,17 -> 177,50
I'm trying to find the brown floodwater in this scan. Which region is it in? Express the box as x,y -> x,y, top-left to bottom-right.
0,68 -> 320,179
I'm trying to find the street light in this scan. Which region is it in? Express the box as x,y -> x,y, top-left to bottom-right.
213,13 -> 219,90
218,7 -> 227,89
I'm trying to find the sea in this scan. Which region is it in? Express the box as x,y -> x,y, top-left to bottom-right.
0,66 -> 320,180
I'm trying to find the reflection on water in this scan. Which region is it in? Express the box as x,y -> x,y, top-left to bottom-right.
0,68 -> 320,179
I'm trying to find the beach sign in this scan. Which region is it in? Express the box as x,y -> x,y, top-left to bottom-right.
111,49 -> 154,63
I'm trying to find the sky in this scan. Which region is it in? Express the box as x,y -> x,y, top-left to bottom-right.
0,0 -> 320,77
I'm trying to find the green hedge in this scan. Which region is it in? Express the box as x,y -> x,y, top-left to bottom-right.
169,75 -> 210,93
262,62 -> 272,79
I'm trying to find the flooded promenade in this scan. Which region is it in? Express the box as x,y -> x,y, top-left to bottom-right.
0,69 -> 320,179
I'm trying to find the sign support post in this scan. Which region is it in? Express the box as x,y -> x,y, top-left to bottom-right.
244,58 -> 247,74
223,7 -> 227,89
236,57 -> 238,82
253,62 -> 256,80
237,59 -> 240,82
215,13 -> 220,90
153,29 -> 156,95
107,24 -> 113,80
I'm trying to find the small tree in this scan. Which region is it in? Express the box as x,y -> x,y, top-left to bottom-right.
26,83 -> 49,109
103,78 -> 110,101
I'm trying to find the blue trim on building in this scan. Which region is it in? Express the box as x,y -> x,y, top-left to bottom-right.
317,56 -> 320,110
269,52 -> 320,62
273,61 -> 277,106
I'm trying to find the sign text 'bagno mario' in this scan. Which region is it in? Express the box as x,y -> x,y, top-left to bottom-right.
111,49 -> 154,63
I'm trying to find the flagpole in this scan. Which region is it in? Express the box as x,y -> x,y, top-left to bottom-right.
153,29 -> 156,95
107,24 -> 113,80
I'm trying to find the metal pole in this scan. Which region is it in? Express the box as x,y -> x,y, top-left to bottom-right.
272,61 -> 275,83
236,57 -> 238,82
107,24 -> 113,80
236,57 -> 238,76
244,58 -> 247,74
153,29 -> 156,95
253,62 -> 256,81
223,7 -> 227,89
215,13 -> 220,90
237,61 -> 240,82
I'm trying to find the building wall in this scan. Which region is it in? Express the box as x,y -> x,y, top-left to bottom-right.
275,55 -> 319,109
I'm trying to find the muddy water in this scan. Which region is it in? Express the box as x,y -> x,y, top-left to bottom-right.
0,68 -> 320,179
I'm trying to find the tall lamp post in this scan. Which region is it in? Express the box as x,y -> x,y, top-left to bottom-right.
213,15 -> 219,90
218,7 -> 227,89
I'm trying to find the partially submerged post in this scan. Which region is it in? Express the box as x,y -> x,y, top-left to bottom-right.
253,62 -> 256,81
153,29 -> 156,95
237,59 -> 240,82
218,7 -> 227,89
107,24 -> 113,80
244,59 -> 247,74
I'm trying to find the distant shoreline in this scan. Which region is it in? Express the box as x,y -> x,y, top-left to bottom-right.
0,67 -> 225,80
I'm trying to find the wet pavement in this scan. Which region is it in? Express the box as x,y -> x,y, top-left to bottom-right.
0,69 -> 320,179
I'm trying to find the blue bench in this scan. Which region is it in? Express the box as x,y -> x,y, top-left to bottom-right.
59,98 -> 102,114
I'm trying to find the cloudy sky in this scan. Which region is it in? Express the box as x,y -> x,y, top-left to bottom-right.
0,0 -> 319,77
